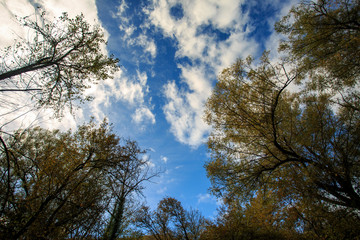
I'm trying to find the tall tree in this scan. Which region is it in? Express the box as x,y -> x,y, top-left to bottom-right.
103,141 -> 159,240
204,53 -> 360,210
0,11 -> 119,116
204,0 -> 360,238
0,120 -> 153,239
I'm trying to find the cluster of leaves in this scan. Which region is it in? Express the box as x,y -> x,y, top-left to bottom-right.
204,0 -> 360,239
134,194 -> 360,240
276,0 -> 360,87
201,191 -> 303,240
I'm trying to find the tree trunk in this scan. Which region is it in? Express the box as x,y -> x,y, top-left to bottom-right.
104,194 -> 126,240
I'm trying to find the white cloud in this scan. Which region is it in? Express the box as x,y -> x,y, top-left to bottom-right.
145,39 -> 157,59
147,0 -> 258,147
179,64 -> 212,95
32,0 -> 98,19
161,64 -> 213,147
162,64 -> 214,147
197,193 -> 213,204
156,186 -> 167,194
0,1 -> 34,47
185,0 -> 243,29
117,0 -> 128,16
163,80 -> 211,147
84,68 -> 155,126
115,1 -> 157,61
146,0 -> 293,147
132,107 -> 156,125
161,156 -> 168,163
214,31 -> 257,73
142,154 -> 156,168
197,193 -> 223,206
116,71 -> 147,105
146,160 -> 156,169
0,98 -> 81,133
149,0 -> 250,63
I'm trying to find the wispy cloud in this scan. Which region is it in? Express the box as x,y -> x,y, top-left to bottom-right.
163,80 -> 211,147
197,193 -> 214,204
85,68 -> 155,126
132,107 -> 156,125
161,156 -> 168,163
115,0 -> 157,63
197,193 -> 223,206
114,70 -> 148,106
142,154 -> 156,168
156,186 -> 167,194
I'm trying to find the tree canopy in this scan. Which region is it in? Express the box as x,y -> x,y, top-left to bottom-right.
276,0 -> 360,87
0,121 -> 155,239
135,197 -> 207,240
205,54 -> 360,210
1,0 -> 359,239
204,0 -> 360,238
0,11 -> 119,116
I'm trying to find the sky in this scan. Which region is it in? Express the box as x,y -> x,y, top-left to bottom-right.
0,0 -> 298,218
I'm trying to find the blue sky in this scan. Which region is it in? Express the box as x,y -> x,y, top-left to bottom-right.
0,0 -> 297,218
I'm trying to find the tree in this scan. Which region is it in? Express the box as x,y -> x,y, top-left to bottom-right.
135,197 -> 207,240
276,0 -> 360,87
204,0 -> 360,238
204,53 -> 360,210
202,189 -> 360,240
136,205 -> 174,240
201,190 -> 303,240
0,120 -> 153,239
186,208 -> 208,240
204,55 -> 360,239
103,141 -> 159,240
0,11 -> 119,116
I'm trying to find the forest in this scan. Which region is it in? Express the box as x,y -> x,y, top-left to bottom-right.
0,0 -> 359,239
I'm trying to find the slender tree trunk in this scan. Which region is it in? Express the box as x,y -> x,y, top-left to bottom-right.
0,60 -> 54,81
104,193 -> 126,240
